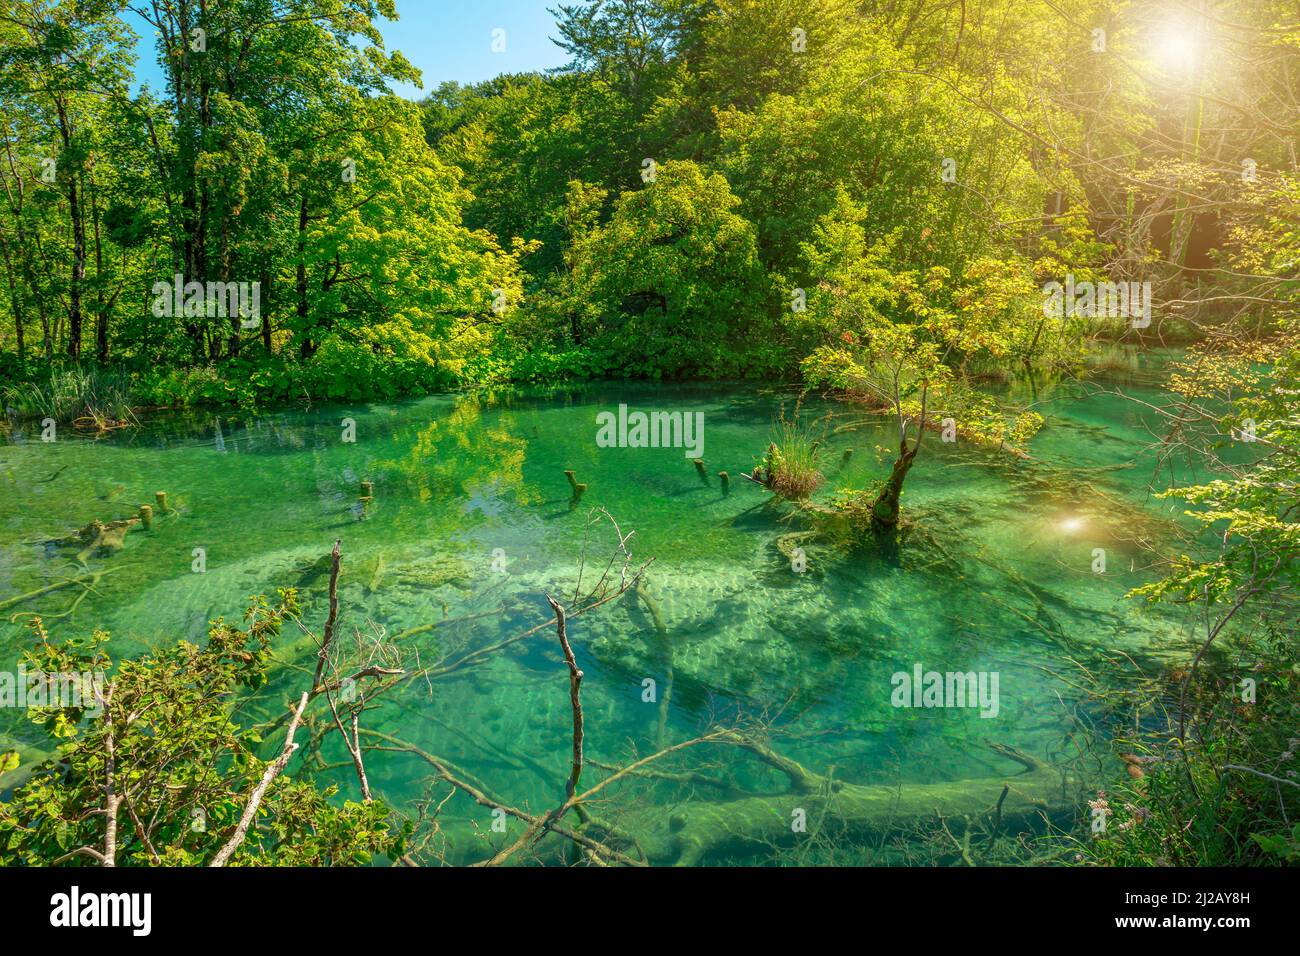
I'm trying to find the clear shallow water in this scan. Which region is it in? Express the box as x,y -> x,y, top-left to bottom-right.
0,359 -> 1205,863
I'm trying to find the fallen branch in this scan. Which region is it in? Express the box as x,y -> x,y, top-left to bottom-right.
311,539 -> 342,692
360,730 -> 644,867
482,595 -> 587,866
209,692 -> 310,867
0,569 -> 113,615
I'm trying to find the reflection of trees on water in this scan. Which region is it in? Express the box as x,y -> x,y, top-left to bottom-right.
379,394 -> 536,507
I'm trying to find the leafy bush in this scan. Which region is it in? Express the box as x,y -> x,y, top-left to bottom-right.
0,597 -> 400,866
132,339 -> 456,411
566,160 -> 783,380
1074,624 -> 1299,866
504,345 -> 619,384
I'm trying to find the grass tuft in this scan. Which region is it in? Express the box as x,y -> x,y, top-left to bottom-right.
3,366 -> 139,430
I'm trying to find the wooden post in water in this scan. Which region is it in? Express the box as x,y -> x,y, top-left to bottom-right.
358,479 -> 374,520
138,504 -> 153,530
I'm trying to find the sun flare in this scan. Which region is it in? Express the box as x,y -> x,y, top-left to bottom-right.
1153,20 -> 1201,74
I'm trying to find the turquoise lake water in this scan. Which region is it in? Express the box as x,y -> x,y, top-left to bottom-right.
0,356 -> 1212,863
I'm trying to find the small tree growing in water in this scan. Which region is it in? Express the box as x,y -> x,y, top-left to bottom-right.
794,191 -> 1061,533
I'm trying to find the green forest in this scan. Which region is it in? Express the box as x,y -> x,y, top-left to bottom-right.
0,0 -> 1296,875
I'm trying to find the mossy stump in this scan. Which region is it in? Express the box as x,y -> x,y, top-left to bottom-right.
74,518 -> 139,562
564,470 -> 587,508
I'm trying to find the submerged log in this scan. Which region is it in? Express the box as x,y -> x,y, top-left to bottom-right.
402,739 -> 1076,867
775,530 -> 818,565
627,743 -> 1073,866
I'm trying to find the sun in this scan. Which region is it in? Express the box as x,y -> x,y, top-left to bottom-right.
1153,20 -> 1201,74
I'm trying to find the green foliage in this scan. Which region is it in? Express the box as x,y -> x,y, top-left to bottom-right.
2,0 -> 1289,406
1252,824 -> 1300,863
132,343 -> 460,410
0,0 -> 1297,872
564,160 -> 780,378
1076,626 -> 1300,867
0,598 -> 402,866
1130,329 -> 1299,608
0,0 -> 526,403
1082,323 -> 1299,867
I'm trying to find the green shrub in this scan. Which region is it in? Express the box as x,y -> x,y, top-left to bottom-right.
0,601 -> 400,866
1073,623 -> 1300,866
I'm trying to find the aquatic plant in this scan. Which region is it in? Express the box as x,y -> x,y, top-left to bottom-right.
761,402 -> 826,500
3,366 -> 138,431
1084,342 -> 1141,376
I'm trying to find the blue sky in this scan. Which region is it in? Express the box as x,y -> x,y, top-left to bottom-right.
127,0 -> 570,100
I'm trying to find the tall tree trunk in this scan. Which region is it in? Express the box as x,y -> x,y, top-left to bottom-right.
260,268 -> 272,351
221,199 -> 240,357
0,231 -> 25,358
1169,0 -> 1207,270
871,383 -> 930,533
296,194 -> 313,359
176,1 -> 207,363
0,134 -> 33,359
55,98 -> 86,361
66,175 -> 85,360
90,164 -> 108,362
